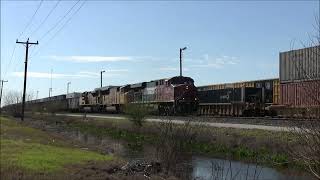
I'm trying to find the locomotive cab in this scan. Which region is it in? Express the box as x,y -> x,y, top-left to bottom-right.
168,76 -> 198,114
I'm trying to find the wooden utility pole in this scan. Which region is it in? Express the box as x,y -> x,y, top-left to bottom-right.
0,80 -> 8,110
16,38 -> 38,121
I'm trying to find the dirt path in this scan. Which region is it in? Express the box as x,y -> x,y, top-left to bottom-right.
56,113 -> 297,132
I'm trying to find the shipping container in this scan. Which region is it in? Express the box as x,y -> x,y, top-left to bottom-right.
280,45 -> 320,83
198,88 -> 241,104
198,78 -> 278,92
273,79 -> 280,104
197,87 -> 263,104
280,80 -> 320,108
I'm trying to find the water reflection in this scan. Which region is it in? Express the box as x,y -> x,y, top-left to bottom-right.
192,156 -> 312,180
51,125 -> 313,180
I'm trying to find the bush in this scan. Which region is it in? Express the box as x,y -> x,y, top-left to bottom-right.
124,104 -> 150,127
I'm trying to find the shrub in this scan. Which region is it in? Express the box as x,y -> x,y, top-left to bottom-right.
124,104 -> 150,127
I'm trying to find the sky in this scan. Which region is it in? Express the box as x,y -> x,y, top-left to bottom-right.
1,0 -> 319,100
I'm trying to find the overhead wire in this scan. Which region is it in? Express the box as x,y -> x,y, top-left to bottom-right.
30,0 -> 86,59
3,0 -> 44,80
29,0 -> 61,38
28,0 -> 81,57
18,0 -> 44,39
38,0 -> 81,42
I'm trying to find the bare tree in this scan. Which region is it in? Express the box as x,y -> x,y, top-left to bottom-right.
154,116 -> 202,176
286,14 -> 320,179
2,90 -> 36,117
3,91 -> 22,106
288,122 -> 320,179
2,91 -> 22,117
281,13 -> 319,119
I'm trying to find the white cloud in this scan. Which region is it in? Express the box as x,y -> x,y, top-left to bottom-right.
43,55 -> 166,63
44,55 -> 134,63
79,69 -> 128,76
78,71 -> 99,76
11,71 -> 122,79
190,54 -> 239,69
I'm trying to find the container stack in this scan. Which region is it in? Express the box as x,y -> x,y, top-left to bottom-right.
279,45 -> 320,118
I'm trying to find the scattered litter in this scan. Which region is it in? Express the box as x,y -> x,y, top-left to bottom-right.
120,160 -> 161,177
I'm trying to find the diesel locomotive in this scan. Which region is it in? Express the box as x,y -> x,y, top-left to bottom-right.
79,76 -> 198,115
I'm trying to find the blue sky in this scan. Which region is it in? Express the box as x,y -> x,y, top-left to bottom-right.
1,0 -> 319,99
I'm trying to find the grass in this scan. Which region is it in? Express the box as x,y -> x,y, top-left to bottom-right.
1,139 -> 111,172
0,116 -> 113,176
25,114 -> 304,170
57,116 -> 295,168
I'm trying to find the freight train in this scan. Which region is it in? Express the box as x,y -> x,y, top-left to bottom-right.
4,46 -> 318,118
14,76 -> 280,117
6,77 -> 317,118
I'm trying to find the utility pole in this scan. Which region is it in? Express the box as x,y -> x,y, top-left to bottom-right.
179,47 -> 187,77
49,88 -> 51,97
0,80 -> 8,109
67,82 -> 71,94
16,38 -> 38,121
49,68 -> 53,97
100,70 -> 105,88
36,90 -> 39,99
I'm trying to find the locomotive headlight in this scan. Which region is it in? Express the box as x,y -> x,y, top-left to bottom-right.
186,86 -> 189,89
183,98 -> 185,100
195,98 -> 197,100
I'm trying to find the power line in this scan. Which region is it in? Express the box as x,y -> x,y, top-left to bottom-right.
38,0 -> 81,42
3,45 -> 17,78
29,0 -> 61,38
3,0 -> 43,79
18,0 -> 44,39
30,0 -> 86,58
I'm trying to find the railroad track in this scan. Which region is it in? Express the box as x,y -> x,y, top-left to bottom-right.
55,113 -> 313,131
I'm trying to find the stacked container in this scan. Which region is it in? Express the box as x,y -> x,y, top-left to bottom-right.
279,45 -> 320,117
